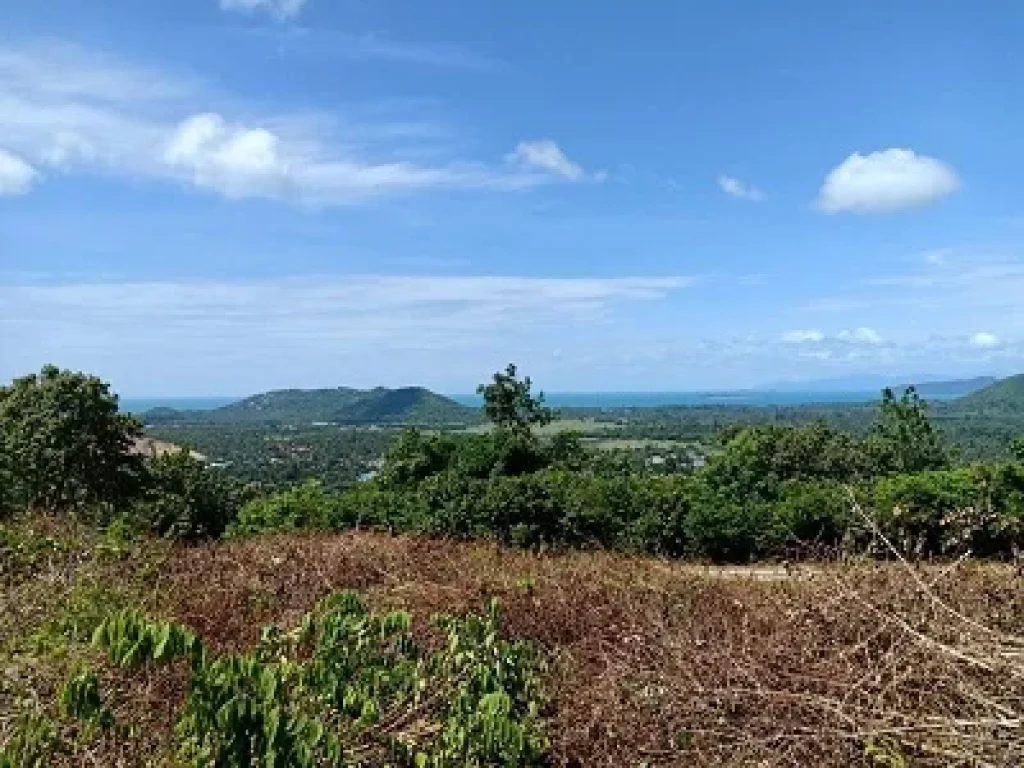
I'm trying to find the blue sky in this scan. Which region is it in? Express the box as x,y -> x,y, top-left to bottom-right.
2,0 -> 1024,395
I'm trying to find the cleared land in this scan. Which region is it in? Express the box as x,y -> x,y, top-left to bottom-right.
3,519 -> 1024,766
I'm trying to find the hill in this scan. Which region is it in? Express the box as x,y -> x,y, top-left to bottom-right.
956,374 -> 1024,412
912,376 -> 997,397
144,386 -> 477,426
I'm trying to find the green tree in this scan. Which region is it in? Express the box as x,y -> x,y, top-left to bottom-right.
1012,437 -> 1024,463
0,365 -> 144,513
138,451 -> 247,539
867,387 -> 951,474
477,364 -> 553,435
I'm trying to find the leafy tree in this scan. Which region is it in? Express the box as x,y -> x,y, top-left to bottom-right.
477,364 -> 553,435
1012,437 -> 1024,463
867,387 -> 951,474
137,451 -> 247,539
0,365 -> 144,513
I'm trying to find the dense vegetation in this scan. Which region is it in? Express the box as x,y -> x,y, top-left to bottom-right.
5,364 -> 1024,561
5,364 -> 1024,765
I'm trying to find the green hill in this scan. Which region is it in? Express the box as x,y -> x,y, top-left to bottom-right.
911,376 -> 997,397
144,386 -> 477,426
955,374 -> 1024,412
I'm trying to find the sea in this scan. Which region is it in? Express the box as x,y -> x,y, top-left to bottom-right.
449,391 -> 884,408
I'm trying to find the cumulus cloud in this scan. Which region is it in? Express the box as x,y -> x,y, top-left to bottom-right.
782,329 -> 825,344
0,43 -> 596,206
507,140 -> 601,182
219,0 -> 306,21
837,327 -> 882,344
0,149 -> 38,195
970,332 -> 1000,349
817,148 -> 959,214
717,174 -> 764,201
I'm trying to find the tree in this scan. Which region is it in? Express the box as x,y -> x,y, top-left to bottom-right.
138,451 -> 247,539
1012,437 -> 1024,463
0,365 -> 144,512
477,364 -> 553,435
867,387 -> 951,474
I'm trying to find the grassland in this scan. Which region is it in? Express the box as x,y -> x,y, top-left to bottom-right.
4,515 -> 1024,766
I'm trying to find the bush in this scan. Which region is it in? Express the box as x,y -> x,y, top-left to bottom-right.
228,479 -> 338,537
136,451 -> 246,539
768,481 -> 851,555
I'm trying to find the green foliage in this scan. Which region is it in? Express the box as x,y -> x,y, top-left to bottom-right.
957,373 -> 1024,413
868,387 -> 952,474
0,365 -> 144,513
146,423 -> 397,491
0,711 -> 60,768
59,668 -> 113,730
477,364 -> 553,435
700,422 -> 869,504
90,593 -> 547,766
136,450 -> 248,539
1012,437 -> 1024,462
866,464 -> 1024,558
229,479 -> 339,537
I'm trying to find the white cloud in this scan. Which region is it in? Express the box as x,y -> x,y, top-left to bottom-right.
0,42 -> 594,206
0,149 -> 38,195
817,148 -> 959,214
507,140 -> 601,182
970,332 -> 1000,349
837,327 -> 882,344
219,0 -> 306,21
717,174 -> 764,201
782,329 -> 825,344
0,275 -> 693,388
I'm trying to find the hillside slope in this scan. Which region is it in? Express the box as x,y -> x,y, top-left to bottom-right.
956,374 -> 1024,412
145,386 -> 476,425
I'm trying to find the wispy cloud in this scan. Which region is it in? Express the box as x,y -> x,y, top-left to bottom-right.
782,329 -> 825,344
220,0 -> 306,21
232,27 -> 502,71
717,174 -> 764,201
507,140 -> 604,183
0,42 -> 592,205
817,148 -> 959,214
0,274 -> 691,371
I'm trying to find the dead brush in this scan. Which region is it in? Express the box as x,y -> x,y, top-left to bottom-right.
6,520 -> 1024,766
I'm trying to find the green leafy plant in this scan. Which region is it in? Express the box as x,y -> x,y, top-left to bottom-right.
89,593 -> 547,766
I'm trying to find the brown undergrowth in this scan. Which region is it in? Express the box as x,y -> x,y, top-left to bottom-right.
4,517 -> 1024,766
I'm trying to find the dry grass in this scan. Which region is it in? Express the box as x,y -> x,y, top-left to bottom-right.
4,520 -> 1024,766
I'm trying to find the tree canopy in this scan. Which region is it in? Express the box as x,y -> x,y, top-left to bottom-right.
0,365 -> 144,513
477,364 -> 553,435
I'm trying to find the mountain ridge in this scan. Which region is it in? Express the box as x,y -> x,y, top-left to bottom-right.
955,374 -> 1024,412
142,385 -> 477,426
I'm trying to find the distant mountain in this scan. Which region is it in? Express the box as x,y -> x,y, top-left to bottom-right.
143,386 -> 477,426
955,374 -> 1024,412
766,374 -> 995,397
913,376 -> 997,397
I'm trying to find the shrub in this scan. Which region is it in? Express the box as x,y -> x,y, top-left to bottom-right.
229,479 -> 338,538
88,593 -> 548,766
136,451 -> 246,539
